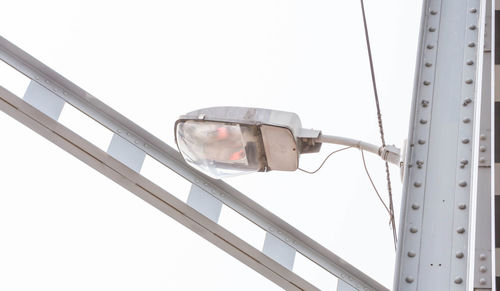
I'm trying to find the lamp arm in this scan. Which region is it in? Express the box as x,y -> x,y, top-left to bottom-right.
314,134 -> 401,166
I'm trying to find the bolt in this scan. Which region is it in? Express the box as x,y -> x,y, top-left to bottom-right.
470,8 -> 477,13
412,204 -> 420,210
479,265 -> 487,273
410,227 -> 418,233
480,145 -> 487,152
456,251 -> 464,258
421,100 -> 429,107
418,139 -> 426,145
429,27 -> 436,32
479,253 -> 487,260
405,276 -> 414,283
463,118 -> 471,123
458,204 -> 466,210
469,25 -> 477,30
414,181 -> 422,187
468,42 -> 475,47
427,44 -> 434,49
423,80 -> 431,86
455,277 -> 463,284
479,278 -> 487,285
458,181 -> 467,187
463,98 -> 472,106
416,160 -> 424,168
457,227 -> 465,234
480,134 -> 487,140
462,138 -> 470,144
425,62 -> 432,67
467,60 -> 474,65
465,79 -> 473,84
408,251 -> 416,257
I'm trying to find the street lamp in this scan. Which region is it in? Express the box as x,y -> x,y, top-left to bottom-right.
175,106 -> 401,178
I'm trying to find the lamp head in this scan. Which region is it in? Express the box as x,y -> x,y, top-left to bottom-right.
174,107 -> 321,178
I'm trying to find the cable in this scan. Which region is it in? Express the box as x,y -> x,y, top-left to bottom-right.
298,146 -> 352,174
360,0 -> 397,249
360,150 -> 391,216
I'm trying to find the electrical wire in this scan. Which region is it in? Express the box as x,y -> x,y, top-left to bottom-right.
298,146 -> 352,174
360,150 -> 391,218
360,0 -> 397,249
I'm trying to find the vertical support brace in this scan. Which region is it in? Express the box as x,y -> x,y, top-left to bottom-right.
107,134 -> 146,172
395,0 -> 487,289
23,81 -> 64,120
262,232 -> 296,271
187,185 -> 222,223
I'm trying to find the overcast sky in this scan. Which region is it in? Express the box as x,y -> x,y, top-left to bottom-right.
0,1 -> 422,290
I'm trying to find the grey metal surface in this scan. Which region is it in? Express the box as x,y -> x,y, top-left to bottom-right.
262,232 -> 296,271
395,0 -> 487,289
338,279 -> 358,291
187,184 -> 222,223
0,86 -> 319,291
0,35 -> 388,291
473,0 -> 494,289
23,80 -> 64,120
107,134 -> 146,173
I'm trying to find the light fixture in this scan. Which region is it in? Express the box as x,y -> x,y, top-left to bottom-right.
175,107 -> 400,178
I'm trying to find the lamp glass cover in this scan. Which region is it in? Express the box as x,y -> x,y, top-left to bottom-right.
175,120 -> 266,178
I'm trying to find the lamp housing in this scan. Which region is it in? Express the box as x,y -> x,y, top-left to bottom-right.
174,107 -> 321,178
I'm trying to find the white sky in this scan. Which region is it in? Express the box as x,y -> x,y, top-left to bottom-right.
0,1 -> 422,290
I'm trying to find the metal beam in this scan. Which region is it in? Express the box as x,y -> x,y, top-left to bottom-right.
0,86 -> 317,291
0,36 -> 388,290
395,0 -> 487,289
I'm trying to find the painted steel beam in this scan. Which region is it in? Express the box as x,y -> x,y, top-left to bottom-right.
395,0 -> 487,290
0,36 -> 388,290
0,86 -> 317,291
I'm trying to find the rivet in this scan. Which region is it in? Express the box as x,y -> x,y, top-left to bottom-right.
462,138 -> 470,144
465,79 -> 473,84
479,278 -> 487,285
456,251 -> 464,258
458,204 -> 466,210
427,44 -> 434,49
425,62 -> 432,67
429,27 -> 436,32
480,145 -> 486,152
418,139 -> 426,145
416,160 -> 424,168
469,25 -> 476,30
420,119 -> 428,124
457,227 -> 465,234
430,10 -> 438,15
468,42 -> 475,48
479,157 -> 486,163
414,181 -> 422,187
454,277 -> 463,284
410,227 -> 418,233
412,204 -> 420,210
405,276 -> 414,283
479,265 -> 487,273
470,8 -> 477,13
35,76 -> 40,80
134,140 -> 139,144
467,60 -> 474,65
463,118 -> 470,123
423,80 -> 431,86
458,181 -> 467,187
421,100 -> 429,107
479,253 -> 487,260
117,129 -> 122,133
460,159 -> 468,165
480,134 -> 487,140
408,251 -> 416,257
45,79 -> 49,83
63,91 -> 68,95
144,143 -> 148,148
463,98 -> 472,106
